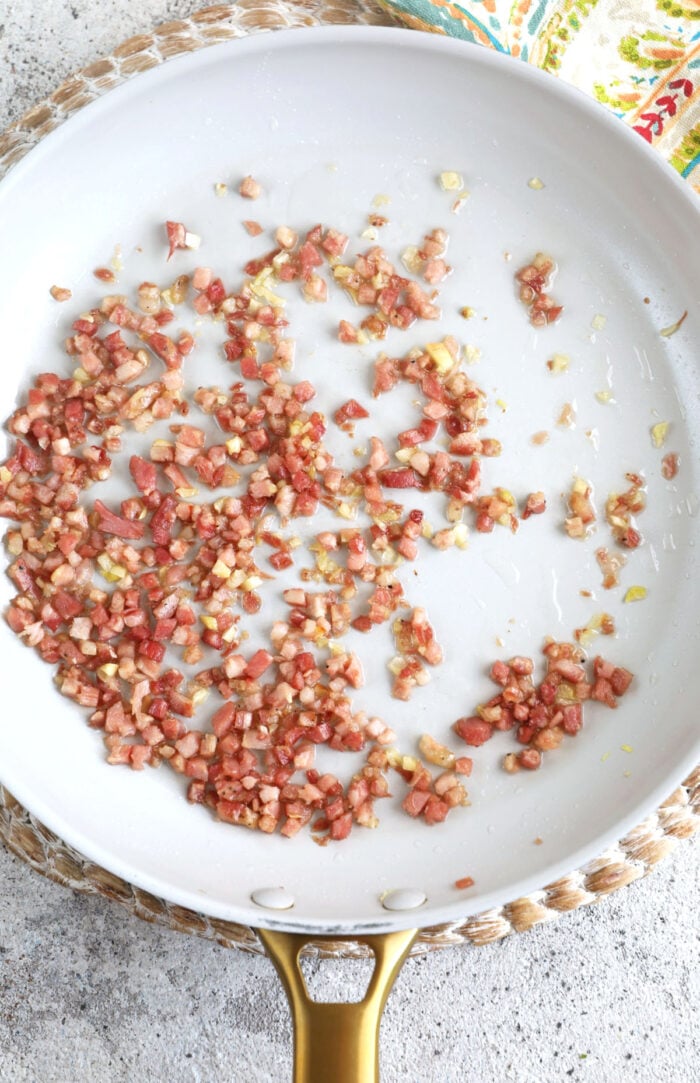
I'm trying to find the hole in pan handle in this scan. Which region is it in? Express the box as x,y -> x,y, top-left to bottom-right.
259,928 -> 418,1083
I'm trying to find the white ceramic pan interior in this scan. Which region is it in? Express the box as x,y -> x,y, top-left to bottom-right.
0,28 -> 698,934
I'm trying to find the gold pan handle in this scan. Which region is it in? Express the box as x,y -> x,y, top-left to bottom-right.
259,928 -> 418,1083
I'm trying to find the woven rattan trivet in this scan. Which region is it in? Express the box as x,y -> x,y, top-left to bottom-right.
1,2 -> 699,958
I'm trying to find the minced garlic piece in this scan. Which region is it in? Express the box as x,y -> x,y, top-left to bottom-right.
574,612 -> 615,647
425,341 -> 455,374
439,171 -> 463,191
419,733 -> 455,768
651,421 -> 669,448
527,177 -> 545,190
623,585 -> 647,603
547,353 -> 569,374
96,553 -> 126,582
250,266 -> 284,306
453,523 -> 469,549
401,246 -> 423,274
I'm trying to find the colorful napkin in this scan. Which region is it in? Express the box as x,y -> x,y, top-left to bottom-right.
380,0 -> 700,193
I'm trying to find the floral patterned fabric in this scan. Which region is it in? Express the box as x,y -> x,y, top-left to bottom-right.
380,0 -> 700,193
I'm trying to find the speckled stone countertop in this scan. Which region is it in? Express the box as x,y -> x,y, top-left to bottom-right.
1,4 -> 699,1081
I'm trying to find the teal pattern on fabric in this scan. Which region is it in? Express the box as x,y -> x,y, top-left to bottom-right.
379,0 -> 700,192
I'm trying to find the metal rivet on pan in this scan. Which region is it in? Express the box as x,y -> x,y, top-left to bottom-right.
251,887 -> 295,911
380,889 -> 427,912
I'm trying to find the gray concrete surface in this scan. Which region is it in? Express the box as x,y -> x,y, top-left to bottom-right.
1,4 -> 699,1081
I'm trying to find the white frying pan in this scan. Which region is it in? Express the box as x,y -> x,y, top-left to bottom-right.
0,28 -> 698,1082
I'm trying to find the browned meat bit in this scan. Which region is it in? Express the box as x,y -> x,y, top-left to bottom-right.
474,489 -> 518,533
557,402 -> 576,428
334,398 -> 369,436
605,472 -> 645,548
522,491 -> 546,519
391,608 -> 443,700
515,253 -> 563,327
239,175 -> 262,199
50,285 -> 72,302
595,546 -> 626,589
661,453 -> 679,480
590,656 -> 633,708
564,477 -> 595,538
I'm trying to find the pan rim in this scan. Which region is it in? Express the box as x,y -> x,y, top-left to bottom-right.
1,23 -> 698,935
